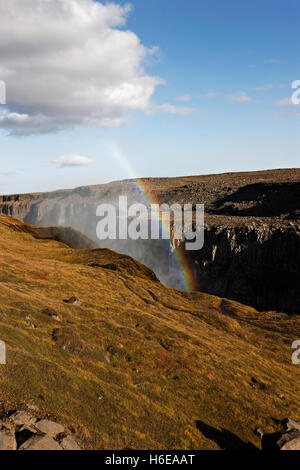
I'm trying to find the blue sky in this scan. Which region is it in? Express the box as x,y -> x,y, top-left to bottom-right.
0,0 -> 299,194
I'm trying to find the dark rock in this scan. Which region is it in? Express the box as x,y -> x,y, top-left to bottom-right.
63,296 -> 81,306
10,410 -> 36,427
262,430 -> 300,451
282,418 -> 300,432
43,307 -> 61,321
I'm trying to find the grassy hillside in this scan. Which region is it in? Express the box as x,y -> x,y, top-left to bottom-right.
0,215 -> 299,450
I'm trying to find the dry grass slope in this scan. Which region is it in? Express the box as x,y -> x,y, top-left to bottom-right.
0,215 -> 300,450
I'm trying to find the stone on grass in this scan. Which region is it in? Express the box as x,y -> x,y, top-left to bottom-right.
26,403 -> 39,412
63,296 -> 81,306
281,437 -> 300,450
282,418 -> 300,432
34,419 -> 64,437
19,423 -> 39,433
19,434 -> 62,450
1,408 -> 81,450
10,410 -> 36,427
262,429 -> 300,450
0,428 -> 17,450
60,435 -> 81,450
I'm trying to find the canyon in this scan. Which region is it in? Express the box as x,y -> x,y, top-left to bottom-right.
0,168 -> 299,313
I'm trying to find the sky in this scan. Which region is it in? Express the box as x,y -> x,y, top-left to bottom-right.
0,0 -> 299,194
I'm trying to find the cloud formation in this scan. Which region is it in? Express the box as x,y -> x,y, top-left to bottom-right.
204,92 -> 217,99
53,154 -> 94,168
154,103 -> 201,117
254,84 -> 289,92
176,94 -> 191,102
270,110 -> 300,116
266,58 -> 280,64
227,92 -> 254,104
0,0 -> 162,135
274,97 -> 293,107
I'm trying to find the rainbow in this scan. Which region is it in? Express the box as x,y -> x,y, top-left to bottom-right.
105,142 -> 196,291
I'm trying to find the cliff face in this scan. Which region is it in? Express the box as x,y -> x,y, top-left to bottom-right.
180,221 -> 300,314
0,169 -> 299,313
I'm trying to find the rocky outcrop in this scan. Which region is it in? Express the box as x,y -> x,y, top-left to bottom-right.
0,410 -> 81,450
181,220 -> 300,314
261,418 -> 300,451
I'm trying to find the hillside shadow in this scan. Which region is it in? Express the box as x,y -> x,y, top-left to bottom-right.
209,182 -> 300,218
196,421 -> 259,451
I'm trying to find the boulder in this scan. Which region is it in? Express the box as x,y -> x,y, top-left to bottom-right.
0,427 -> 17,450
0,409 -> 81,450
42,308 -> 61,321
281,437 -> 300,450
26,403 -> 39,412
34,420 -> 65,437
282,418 -> 300,432
60,435 -> 81,450
19,434 -> 62,450
63,296 -> 81,306
19,423 -> 39,433
262,429 -> 300,451
10,410 -> 36,427
277,430 -> 300,449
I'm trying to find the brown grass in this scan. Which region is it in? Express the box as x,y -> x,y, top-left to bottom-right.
0,215 -> 299,449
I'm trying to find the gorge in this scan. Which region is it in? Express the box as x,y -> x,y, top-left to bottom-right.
1,168 -> 299,314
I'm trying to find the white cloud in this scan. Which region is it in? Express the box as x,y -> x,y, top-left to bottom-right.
274,97 -> 293,107
254,85 -> 272,91
176,94 -> 191,102
198,92 -> 217,100
227,92 -> 254,104
0,0 -> 162,135
270,110 -> 300,116
205,92 -> 217,99
254,84 -> 289,91
266,58 -> 280,64
53,154 -> 94,168
154,103 -> 201,117
248,64 -> 257,69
